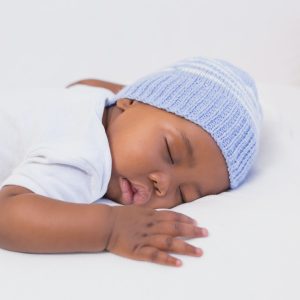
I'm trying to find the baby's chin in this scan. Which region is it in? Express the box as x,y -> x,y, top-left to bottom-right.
105,190 -> 120,202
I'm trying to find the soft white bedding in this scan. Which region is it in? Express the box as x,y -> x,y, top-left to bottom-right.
1,82 -> 299,300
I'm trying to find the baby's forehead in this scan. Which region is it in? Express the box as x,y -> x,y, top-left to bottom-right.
135,100 -> 185,119
133,102 -> 205,136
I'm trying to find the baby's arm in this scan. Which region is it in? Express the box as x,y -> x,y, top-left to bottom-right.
65,78 -> 125,94
0,186 -> 112,253
0,186 -> 207,267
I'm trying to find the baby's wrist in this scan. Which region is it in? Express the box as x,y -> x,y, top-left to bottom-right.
104,206 -> 118,252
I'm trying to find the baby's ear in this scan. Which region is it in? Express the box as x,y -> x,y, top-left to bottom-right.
116,98 -> 137,111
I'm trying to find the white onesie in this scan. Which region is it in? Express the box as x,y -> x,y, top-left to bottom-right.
0,85 -> 115,204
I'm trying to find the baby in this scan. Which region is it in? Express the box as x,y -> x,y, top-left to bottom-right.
0,57 -> 262,267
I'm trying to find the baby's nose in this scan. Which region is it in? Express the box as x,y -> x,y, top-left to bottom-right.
149,171 -> 172,197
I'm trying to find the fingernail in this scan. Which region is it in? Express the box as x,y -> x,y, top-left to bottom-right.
201,228 -> 209,236
195,248 -> 202,255
176,259 -> 182,266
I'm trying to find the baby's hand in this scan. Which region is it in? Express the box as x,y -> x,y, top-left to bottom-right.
105,205 -> 208,267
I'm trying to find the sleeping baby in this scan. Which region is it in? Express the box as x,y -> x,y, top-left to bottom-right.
0,57 -> 262,267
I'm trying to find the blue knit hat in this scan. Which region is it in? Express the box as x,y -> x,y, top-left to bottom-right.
109,57 -> 263,189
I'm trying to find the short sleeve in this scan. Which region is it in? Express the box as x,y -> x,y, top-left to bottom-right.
0,145 -> 97,204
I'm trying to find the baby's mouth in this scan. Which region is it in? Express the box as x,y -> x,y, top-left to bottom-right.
119,177 -> 151,205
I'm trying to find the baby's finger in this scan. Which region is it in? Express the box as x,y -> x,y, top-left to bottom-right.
155,210 -> 197,225
144,235 -> 203,256
151,221 -> 208,238
136,245 -> 182,267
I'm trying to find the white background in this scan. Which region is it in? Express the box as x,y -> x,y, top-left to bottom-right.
0,1 -> 300,300
0,0 -> 299,88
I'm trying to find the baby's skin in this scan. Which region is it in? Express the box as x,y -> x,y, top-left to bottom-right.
0,185 -> 207,267
0,79 -> 229,267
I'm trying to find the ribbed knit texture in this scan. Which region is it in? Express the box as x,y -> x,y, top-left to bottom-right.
109,57 -> 263,189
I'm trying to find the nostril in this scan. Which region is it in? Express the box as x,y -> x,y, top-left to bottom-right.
155,187 -> 162,196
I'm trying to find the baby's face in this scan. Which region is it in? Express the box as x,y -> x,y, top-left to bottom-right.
103,99 -> 230,209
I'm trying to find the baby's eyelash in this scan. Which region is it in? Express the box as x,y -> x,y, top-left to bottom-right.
164,138 -> 184,203
165,138 -> 174,164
